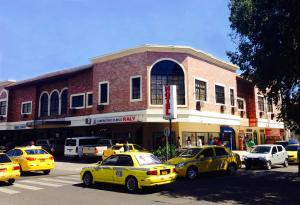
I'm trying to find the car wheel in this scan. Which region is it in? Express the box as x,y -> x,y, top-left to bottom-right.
186,166 -> 198,180
125,176 -> 138,192
8,179 -> 15,185
83,172 -> 93,186
43,170 -> 51,175
266,161 -> 272,170
283,159 -> 289,167
227,163 -> 237,175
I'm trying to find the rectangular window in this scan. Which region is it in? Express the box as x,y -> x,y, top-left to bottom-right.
0,101 -> 7,116
21,102 -> 32,114
99,82 -> 109,104
237,99 -> 245,110
130,76 -> 142,101
195,79 -> 207,101
71,94 -> 85,109
230,88 -> 235,106
215,85 -> 225,104
267,99 -> 273,113
86,92 -> 93,107
258,96 -> 265,111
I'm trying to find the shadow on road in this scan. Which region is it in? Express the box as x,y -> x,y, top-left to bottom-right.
54,156 -> 100,164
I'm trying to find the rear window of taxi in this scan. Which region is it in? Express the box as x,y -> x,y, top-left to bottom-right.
0,154 -> 12,163
135,154 -> 161,166
25,149 -> 48,155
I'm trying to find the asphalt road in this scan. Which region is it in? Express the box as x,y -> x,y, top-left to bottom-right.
1,160 -> 299,205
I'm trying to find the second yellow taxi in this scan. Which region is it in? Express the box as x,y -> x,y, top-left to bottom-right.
0,153 -> 20,185
80,152 -> 176,192
6,146 -> 55,175
167,146 -> 242,179
286,144 -> 299,163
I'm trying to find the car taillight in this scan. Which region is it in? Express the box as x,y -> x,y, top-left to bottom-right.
49,156 -> 54,160
0,168 -> 6,172
26,157 -> 36,161
172,168 -> 177,173
147,170 -> 158,175
13,165 -> 20,170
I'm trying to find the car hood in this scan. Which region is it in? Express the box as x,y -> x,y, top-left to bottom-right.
245,153 -> 269,158
167,157 -> 191,165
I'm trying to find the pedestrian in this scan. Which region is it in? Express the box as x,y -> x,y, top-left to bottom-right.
197,136 -> 202,147
176,136 -> 181,149
187,137 -> 192,148
123,140 -> 130,152
208,136 -> 214,145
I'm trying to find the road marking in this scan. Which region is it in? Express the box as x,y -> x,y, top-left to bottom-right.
13,183 -> 43,190
39,178 -> 78,184
20,180 -> 64,187
0,187 -> 20,194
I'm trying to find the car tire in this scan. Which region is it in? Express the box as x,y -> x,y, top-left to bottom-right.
227,163 -> 237,175
266,161 -> 272,170
43,170 -> 51,175
186,166 -> 198,180
125,176 -> 138,193
8,179 -> 15,185
283,159 -> 289,167
83,172 -> 93,186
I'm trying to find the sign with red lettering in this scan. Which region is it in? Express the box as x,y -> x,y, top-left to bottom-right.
94,115 -> 139,124
163,85 -> 177,120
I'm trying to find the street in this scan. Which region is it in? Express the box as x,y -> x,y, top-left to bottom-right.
0,160 -> 299,205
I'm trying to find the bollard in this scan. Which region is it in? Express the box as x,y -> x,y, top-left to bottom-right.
298,146 -> 300,177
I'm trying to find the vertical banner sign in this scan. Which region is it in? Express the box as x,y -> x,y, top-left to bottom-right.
163,85 -> 177,120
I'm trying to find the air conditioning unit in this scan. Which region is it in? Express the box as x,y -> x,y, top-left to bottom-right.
240,110 -> 244,118
231,107 -> 237,114
196,101 -> 204,111
271,113 -> 275,120
220,105 -> 226,112
97,104 -> 105,111
259,111 -> 264,118
85,118 -> 92,125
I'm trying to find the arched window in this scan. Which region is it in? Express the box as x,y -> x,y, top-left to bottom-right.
50,91 -> 59,116
151,60 -> 185,105
61,89 -> 68,115
40,93 -> 49,117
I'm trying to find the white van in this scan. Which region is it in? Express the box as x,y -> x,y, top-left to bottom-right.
64,136 -> 101,158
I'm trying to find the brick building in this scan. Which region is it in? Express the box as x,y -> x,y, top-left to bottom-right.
0,45 -> 285,150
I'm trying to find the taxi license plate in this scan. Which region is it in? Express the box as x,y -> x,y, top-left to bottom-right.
161,171 -> 167,175
40,159 -> 45,162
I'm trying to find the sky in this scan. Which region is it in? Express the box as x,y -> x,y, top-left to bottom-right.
0,0 -> 237,81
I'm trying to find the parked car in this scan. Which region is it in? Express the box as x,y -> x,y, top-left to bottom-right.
82,139 -> 117,158
80,152 -> 177,192
244,144 -> 288,170
36,139 -> 64,156
167,146 -> 242,179
0,153 -> 20,184
6,146 -> 54,175
102,143 -> 148,160
64,136 -> 102,158
286,144 -> 299,163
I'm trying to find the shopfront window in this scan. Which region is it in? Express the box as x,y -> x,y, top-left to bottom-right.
182,132 -> 219,148
152,132 -> 176,149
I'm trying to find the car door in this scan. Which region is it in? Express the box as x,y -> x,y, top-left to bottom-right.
276,145 -> 285,163
94,155 -> 118,183
271,146 -> 279,164
113,155 -> 134,184
211,147 -> 230,171
196,148 -> 215,173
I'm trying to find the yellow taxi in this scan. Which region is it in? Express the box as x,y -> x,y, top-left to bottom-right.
167,146 -> 242,179
286,144 -> 299,163
6,146 -> 55,175
80,152 -> 177,192
102,143 -> 148,160
0,153 -> 20,185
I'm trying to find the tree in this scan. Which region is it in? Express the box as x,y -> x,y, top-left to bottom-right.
228,0 -> 300,129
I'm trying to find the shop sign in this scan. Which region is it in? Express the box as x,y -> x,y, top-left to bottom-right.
265,128 -> 280,137
163,85 -> 177,120
94,115 -> 139,124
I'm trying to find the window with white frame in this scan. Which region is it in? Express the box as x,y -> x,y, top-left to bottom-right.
60,89 -> 68,115
195,79 -> 207,101
215,85 -> 225,104
21,102 -> 32,114
99,82 -> 109,105
0,101 -> 7,116
230,88 -> 235,106
267,99 -> 273,113
86,92 -> 93,107
71,94 -> 85,109
258,96 -> 265,111
237,98 -> 245,110
130,76 -> 142,101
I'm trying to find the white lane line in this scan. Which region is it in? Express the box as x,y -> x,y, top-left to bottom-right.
20,180 -> 64,187
13,183 -> 43,190
56,176 -> 81,181
39,178 -> 78,184
0,187 -> 20,195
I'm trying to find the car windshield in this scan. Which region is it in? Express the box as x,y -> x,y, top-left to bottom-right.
250,146 -> 271,154
135,154 -> 161,166
286,145 -> 299,151
111,145 -> 123,150
25,149 -> 48,155
179,148 -> 202,158
65,139 -> 76,146
0,154 -> 11,163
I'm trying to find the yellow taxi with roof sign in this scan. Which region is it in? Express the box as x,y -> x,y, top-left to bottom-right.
167,146 -> 242,179
6,146 -> 54,175
102,143 -> 148,160
0,153 -> 20,185
286,144 -> 299,163
80,152 -> 177,192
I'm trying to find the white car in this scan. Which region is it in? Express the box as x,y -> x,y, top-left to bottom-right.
244,144 -> 288,170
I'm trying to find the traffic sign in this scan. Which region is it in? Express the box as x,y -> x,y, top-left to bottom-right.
164,127 -> 170,137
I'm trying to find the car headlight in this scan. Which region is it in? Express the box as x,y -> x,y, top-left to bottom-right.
175,162 -> 185,169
